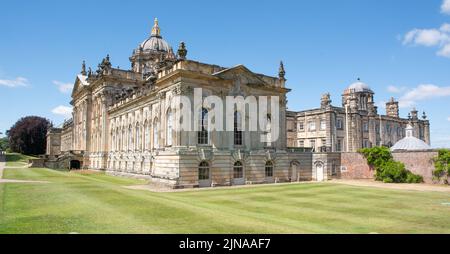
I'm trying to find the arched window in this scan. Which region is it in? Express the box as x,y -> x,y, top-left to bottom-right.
153,118 -> 159,149
167,109 -> 173,146
121,129 -> 125,151
265,161 -> 274,177
198,108 -> 208,145
198,161 -> 210,180
135,124 -> 140,151
144,120 -> 149,150
233,161 -> 244,179
234,111 -> 243,146
128,125 -> 133,151
116,128 -> 120,152
266,114 -> 272,145
110,130 -> 114,151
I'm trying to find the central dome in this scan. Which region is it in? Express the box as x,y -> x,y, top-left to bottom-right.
347,80 -> 372,93
140,18 -> 172,52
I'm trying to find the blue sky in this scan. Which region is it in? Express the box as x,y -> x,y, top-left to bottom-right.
1,0 -> 449,147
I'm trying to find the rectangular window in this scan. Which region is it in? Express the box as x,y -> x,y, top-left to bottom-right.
310,140 -> 316,150
299,122 -> 304,131
320,120 -> 326,130
308,121 -> 316,131
299,140 -> 304,147
336,118 -> 343,130
363,140 -> 370,148
363,122 -> 369,132
337,139 -> 342,152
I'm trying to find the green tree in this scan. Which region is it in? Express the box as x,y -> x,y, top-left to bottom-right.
7,116 -> 51,155
0,137 -> 9,151
359,147 -> 423,184
433,149 -> 450,183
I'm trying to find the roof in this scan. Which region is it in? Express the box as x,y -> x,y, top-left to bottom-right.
391,124 -> 431,151
344,80 -> 373,94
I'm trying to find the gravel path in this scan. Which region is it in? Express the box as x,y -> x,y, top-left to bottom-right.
0,155 -> 48,184
331,179 -> 450,193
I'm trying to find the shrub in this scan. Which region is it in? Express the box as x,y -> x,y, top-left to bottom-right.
360,147 -> 423,184
433,149 -> 450,182
406,173 -> 423,183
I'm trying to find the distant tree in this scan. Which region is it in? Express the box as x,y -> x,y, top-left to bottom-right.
7,116 -> 52,155
0,137 -> 9,151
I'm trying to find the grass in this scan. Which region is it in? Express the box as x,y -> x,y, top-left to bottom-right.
4,153 -> 37,168
0,154 -> 449,233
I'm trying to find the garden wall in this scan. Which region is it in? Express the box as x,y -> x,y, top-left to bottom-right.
339,150 -> 439,183
392,150 -> 438,184
340,153 -> 375,179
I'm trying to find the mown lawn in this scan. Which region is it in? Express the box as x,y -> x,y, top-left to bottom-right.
4,153 -> 37,168
0,155 -> 449,233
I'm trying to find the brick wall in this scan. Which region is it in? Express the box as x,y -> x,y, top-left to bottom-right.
340,152 -> 375,179
392,150 -> 438,184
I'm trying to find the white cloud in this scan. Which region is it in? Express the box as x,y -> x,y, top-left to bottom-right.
0,77 -> 29,88
437,43 -> 450,57
442,0 -> 450,14
447,116 -> 450,122
53,80 -> 73,94
387,85 -> 407,93
398,84 -> 450,108
402,23 -> 450,58
51,105 -> 72,119
403,28 -> 446,47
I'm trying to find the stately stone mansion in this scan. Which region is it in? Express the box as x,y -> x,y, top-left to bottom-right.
45,19 -> 431,188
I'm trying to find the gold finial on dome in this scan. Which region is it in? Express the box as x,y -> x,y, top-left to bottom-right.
151,18 -> 161,37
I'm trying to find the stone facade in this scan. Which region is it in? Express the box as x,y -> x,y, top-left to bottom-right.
287,83 -> 431,153
44,18 -> 436,187
45,19 -> 309,188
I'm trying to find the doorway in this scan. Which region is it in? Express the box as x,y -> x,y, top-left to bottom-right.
315,162 -> 324,182
70,160 -> 81,170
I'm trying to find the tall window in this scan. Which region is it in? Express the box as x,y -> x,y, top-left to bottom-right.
336,118 -> 343,130
128,125 -> 133,151
308,121 -> 316,131
363,122 -> 369,132
198,161 -> 210,180
116,129 -> 120,152
310,139 -> 316,151
320,120 -> 326,130
144,121 -> 149,150
167,109 -> 173,146
121,129 -> 125,151
153,118 -> 159,149
265,161 -> 274,178
135,124 -> 140,151
266,114 -> 272,145
233,161 -> 244,179
234,111 -> 243,146
110,131 -> 114,151
337,139 -> 342,152
198,108 -> 208,145
299,122 -> 304,131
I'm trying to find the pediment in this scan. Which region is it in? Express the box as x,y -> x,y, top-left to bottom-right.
213,65 -> 270,87
71,74 -> 89,97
